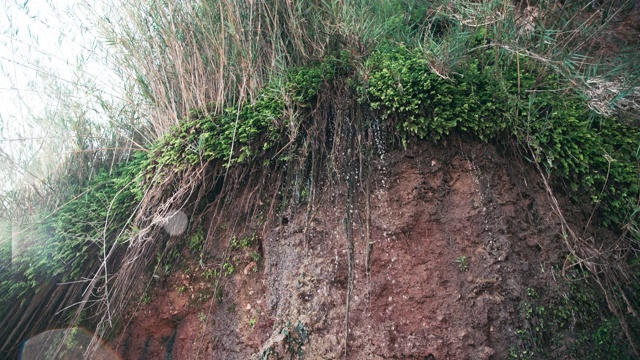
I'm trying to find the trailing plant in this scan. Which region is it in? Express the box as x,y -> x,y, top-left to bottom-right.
145,54 -> 347,178
513,274 -> 636,359
0,151 -> 147,356
3,1 -> 640,358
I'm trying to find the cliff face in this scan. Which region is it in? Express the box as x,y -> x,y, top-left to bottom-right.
112,138 -> 606,359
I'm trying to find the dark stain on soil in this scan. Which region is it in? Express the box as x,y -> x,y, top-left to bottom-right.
112,138 -> 609,359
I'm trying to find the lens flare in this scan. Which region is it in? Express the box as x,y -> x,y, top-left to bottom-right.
20,327 -> 119,360
163,210 -> 188,236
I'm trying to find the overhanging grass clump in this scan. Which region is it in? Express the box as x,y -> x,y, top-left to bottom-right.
147,53 -> 349,174
135,41 -> 640,357
1,1 -> 639,358
3,41 -> 639,360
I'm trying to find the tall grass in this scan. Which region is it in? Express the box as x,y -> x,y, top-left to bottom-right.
85,0 -> 640,139
414,0 -> 640,121
1,0 -> 639,357
90,0 -> 639,356
91,0 -> 430,137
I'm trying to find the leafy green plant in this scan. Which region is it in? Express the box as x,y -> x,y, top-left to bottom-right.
281,321 -> 310,359
454,255 -> 468,271
230,233 -> 258,250
366,44 -> 639,234
249,251 -> 262,262
142,292 -> 151,305
189,227 -> 205,254
509,347 -> 533,360
223,262 -> 235,276
201,268 -> 217,279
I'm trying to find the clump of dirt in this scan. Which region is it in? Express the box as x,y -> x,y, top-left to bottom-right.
111,137 -> 607,359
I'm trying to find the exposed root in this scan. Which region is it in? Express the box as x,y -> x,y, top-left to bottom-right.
529,144 -> 640,358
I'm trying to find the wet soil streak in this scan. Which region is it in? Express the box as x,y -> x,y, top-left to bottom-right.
165,329 -> 177,360
113,139 -> 607,359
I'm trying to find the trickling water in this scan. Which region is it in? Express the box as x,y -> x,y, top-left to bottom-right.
370,115 -> 391,235
371,115 -> 387,160
365,115 -> 394,320
371,116 -> 391,223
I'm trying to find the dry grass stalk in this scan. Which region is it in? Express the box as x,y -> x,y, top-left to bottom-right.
529,144 -> 639,358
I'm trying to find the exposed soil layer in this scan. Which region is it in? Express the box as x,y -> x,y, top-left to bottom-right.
112,138 -> 601,359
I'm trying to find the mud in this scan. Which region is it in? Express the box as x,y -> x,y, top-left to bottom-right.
112,138 -> 597,359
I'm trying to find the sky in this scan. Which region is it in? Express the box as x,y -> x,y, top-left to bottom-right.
0,0 -> 121,191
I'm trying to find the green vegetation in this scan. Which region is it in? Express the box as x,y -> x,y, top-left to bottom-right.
259,321 -> 310,359
454,255 -> 469,271
230,233 -> 260,250
512,277 -> 637,359
189,227 -> 205,254
176,285 -> 187,295
1,0 -> 639,358
281,321 -> 310,359
366,45 -> 639,228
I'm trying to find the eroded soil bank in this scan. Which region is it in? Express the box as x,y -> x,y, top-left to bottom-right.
112,138 -> 603,359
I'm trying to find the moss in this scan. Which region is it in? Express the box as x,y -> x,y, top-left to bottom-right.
2,32 -> 638,357
146,53 -> 347,177
365,43 -> 639,230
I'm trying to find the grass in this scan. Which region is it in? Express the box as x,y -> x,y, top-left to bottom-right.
0,0 -> 638,358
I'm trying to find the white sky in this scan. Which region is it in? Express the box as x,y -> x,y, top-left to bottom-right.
0,0 -> 122,191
